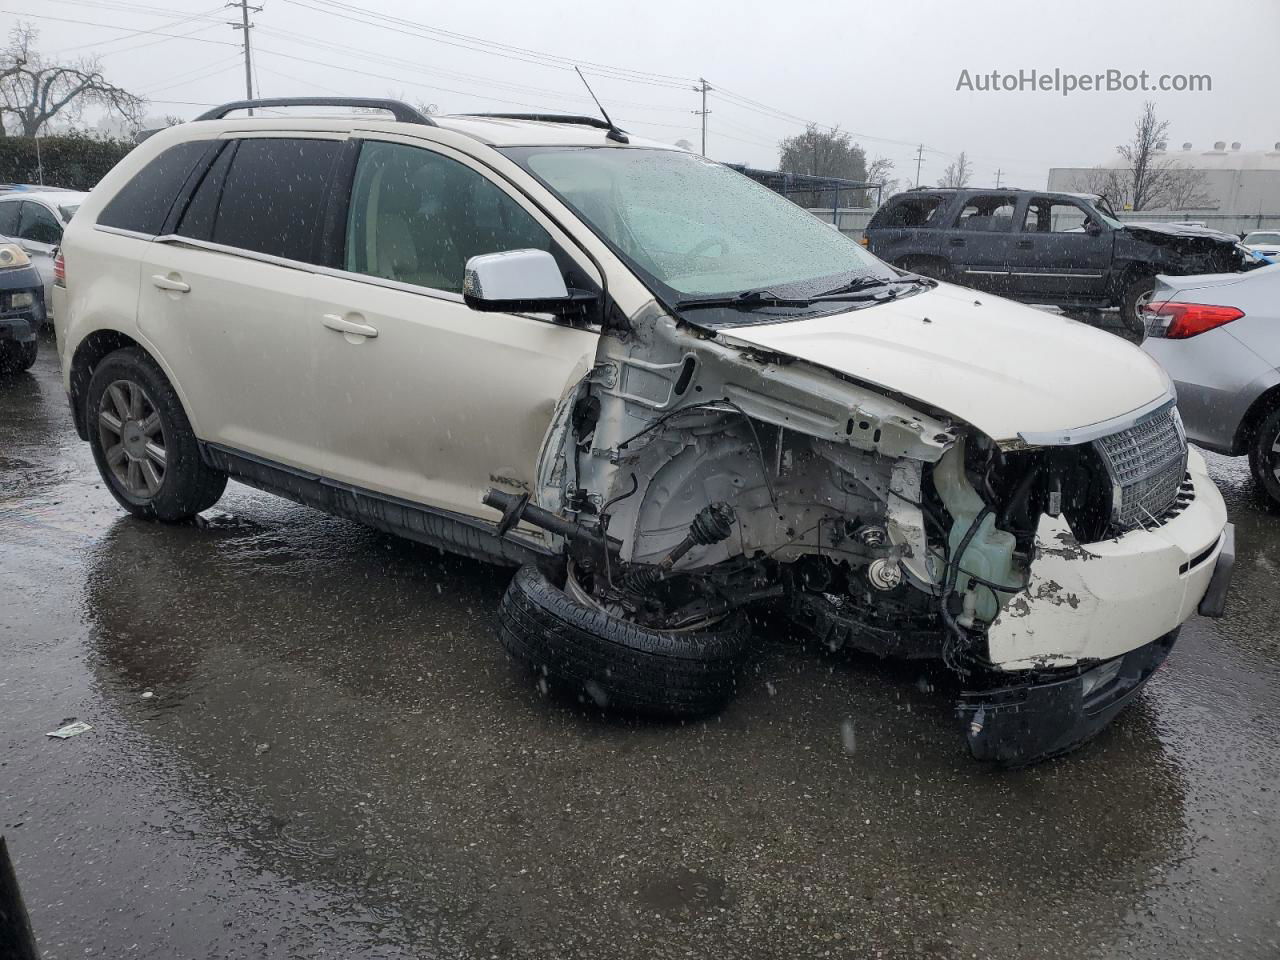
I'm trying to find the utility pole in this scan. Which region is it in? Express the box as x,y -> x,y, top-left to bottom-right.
228,0 -> 261,113
691,78 -> 711,156
995,168 -> 1003,188
913,144 -> 925,187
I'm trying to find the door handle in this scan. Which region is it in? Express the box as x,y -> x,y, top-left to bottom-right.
151,274 -> 190,293
322,313 -> 378,339
948,237 -> 966,246
1016,240 -> 1034,249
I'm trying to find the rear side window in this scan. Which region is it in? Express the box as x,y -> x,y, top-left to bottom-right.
98,140 -> 210,235
956,195 -> 1017,232
0,200 -> 19,236
208,138 -> 340,262
872,195 -> 944,228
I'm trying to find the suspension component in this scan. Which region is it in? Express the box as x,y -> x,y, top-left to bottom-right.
625,501 -> 736,590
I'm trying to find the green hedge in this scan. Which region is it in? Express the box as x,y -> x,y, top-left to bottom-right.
0,134 -> 135,191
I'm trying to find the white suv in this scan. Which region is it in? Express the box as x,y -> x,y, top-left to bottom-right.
53,98 -> 1233,765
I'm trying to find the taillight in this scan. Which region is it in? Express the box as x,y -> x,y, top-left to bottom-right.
53,250 -> 65,288
1143,300 -> 1243,339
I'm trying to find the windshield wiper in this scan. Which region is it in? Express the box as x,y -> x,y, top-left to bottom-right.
674,275 -> 933,313
673,288 -> 813,311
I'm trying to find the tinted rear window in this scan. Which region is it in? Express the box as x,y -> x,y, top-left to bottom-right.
98,140 -> 210,235
209,138 -> 340,262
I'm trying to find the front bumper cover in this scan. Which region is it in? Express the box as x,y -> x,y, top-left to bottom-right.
959,629 -> 1179,766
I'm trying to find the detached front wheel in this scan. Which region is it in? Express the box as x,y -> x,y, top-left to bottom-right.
497,563 -> 752,718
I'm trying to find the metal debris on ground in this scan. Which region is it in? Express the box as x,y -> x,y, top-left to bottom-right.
46,721 -> 92,739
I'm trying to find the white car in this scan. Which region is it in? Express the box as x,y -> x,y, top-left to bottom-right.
52,98 -> 1233,766
0,186 -> 89,319
1242,230 -> 1280,261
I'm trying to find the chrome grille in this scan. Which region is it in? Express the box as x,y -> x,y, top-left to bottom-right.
1094,405 -> 1188,529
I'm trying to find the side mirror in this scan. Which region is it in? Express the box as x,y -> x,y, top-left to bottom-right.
1085,220 -> 1103,237
462,249 -> 593,317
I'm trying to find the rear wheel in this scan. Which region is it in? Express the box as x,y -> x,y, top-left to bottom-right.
86,347 -> 226,521
1121,276 -> 1156,338
497,563 -> 753,718
0,339 -> 37,374
1248,406 -> 1280,507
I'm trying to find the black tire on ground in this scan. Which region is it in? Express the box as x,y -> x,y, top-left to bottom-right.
86,346 -> 227,521
1248,405 -> 1280,508
1121,275 -> 1156,337
497,563 -> 753,718
0,339 -> 37,374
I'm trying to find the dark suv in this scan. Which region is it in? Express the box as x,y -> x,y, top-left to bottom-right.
865,188 -> 1250,332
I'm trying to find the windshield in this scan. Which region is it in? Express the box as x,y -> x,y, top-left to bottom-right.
1085,197 -> 1125,229
505,146 -> 896,301
1246,232 -> 1280,245
59,204 -> 80,221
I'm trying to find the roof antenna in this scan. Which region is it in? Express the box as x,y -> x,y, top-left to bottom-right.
574,66 -> 629,144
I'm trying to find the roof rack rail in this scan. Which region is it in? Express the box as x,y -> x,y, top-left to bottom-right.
457,112 -> 616,131
194,98 -> 436,125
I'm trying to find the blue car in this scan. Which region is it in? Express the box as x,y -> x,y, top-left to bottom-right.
0,238 -> 45,373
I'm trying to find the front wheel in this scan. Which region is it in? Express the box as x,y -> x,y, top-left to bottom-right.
0,338 -> 37,374
497,563 -> 753,718
1248,406 -> 1280,508
86,347 -> 227,521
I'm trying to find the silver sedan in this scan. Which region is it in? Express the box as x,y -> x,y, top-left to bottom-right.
1142,263 -> 1280,504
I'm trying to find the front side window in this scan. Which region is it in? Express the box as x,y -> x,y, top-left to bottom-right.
344,140 -> 551,294
1022,199 -> 1093,233
506,146 -> 895,302
17,202 -> 62,245
209,138 -> 341,262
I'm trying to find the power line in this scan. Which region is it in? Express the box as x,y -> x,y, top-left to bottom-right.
273,0 -> 696,89
0,10 -> 239,47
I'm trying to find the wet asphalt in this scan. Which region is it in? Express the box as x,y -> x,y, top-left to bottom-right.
2,329 -> 1279,960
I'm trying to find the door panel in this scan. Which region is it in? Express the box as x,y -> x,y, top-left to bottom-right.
942,194 -> 1020,293
16,201 -> 60,310
135,136 -> 343,472
311,137 -> 599,517
137,241 -> 326,470
308,275 -> 596,516
1007,198 -> 1112,299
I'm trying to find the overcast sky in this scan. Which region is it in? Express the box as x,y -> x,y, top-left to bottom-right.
18,0 -> 1280,189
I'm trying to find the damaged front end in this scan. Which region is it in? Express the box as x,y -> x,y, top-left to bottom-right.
487,298 -> 1231,765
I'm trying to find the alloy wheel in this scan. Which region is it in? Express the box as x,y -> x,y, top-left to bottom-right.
97,379 -> 167,499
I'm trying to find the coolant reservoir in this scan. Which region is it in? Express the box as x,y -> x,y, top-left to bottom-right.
932,440 -> 1021,623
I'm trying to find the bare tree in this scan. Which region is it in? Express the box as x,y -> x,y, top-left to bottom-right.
866,154 -> 900,203
937,151 -> 973,188
1072,102 -> 1213,211
0,24 -> 144,136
